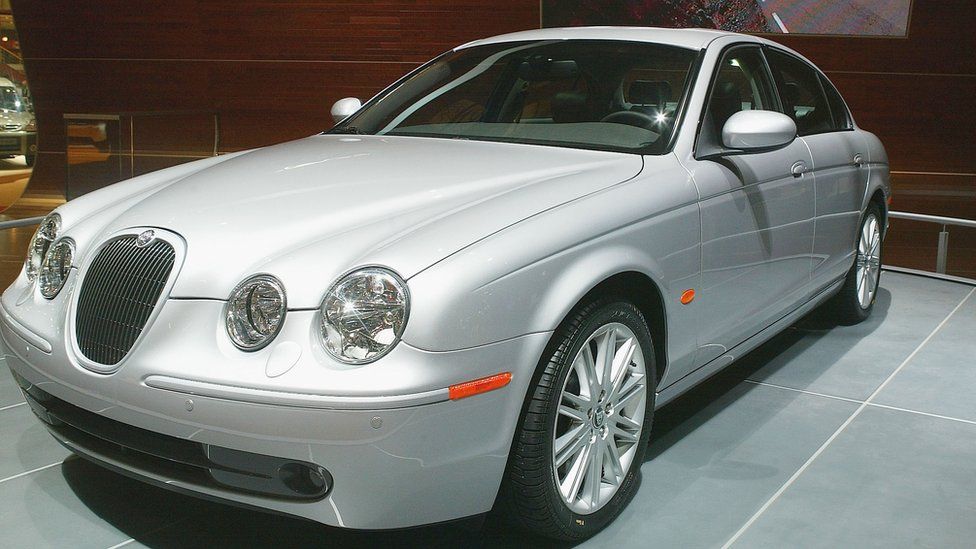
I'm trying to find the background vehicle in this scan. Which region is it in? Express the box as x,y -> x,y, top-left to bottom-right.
0,76 -> 36,166
2,28 -> 888,541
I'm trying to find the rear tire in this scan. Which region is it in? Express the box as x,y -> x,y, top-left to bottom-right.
825,203 -> 884,324
499,297 -> 656,541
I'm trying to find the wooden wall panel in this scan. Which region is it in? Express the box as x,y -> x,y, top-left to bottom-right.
11,0 -> 539,196
8,0 -> 975,275
827,72 -> 975,173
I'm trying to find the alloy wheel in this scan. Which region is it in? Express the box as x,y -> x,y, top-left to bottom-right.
552,322 -> 647,514
856,213 -> 882,309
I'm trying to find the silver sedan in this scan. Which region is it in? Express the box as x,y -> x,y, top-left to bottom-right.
2,27 -> 888,541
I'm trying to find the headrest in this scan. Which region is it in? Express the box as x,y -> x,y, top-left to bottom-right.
781,82 -> 801,103
713,81 -> 740,100
629,80 -> 672,106
551,91 -> 587,123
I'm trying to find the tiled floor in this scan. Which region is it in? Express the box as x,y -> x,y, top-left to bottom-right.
1,271 -> 974,548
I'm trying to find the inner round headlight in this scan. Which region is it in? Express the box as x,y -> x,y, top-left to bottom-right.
39,238 -> 74,299
25,213 -> 61,282
225,275 -> 287,351
320,267 -> 409,364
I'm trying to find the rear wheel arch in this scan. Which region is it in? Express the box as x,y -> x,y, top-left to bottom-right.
868,188 -> 888,230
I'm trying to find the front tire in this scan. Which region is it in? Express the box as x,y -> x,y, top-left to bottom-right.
826,203 -> 884,324
500,298 -> 656,541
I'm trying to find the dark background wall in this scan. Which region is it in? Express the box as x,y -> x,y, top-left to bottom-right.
9,0 -> 976,273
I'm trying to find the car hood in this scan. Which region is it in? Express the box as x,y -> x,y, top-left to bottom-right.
90,134 -> 643,307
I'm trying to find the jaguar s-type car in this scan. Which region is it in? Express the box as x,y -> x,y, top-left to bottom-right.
2,27 -> 888,540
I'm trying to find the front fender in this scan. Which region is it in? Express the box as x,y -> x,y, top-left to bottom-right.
403,156 -> 701,379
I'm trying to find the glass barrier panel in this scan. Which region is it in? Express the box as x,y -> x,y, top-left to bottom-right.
65,112 -> 218,199
944,225 -> 976,280
65,115 -> 123,200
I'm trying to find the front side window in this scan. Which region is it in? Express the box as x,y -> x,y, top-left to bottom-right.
333,40 -> 698,154
697,46 -> 776,156
765,49 -> 836,136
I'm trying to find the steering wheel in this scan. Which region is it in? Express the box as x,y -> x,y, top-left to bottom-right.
600,110 -> 657,130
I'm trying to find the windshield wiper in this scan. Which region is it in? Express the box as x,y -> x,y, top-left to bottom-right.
330,126 -> 364,135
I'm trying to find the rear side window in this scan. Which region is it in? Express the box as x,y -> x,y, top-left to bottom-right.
819,74 -> 852,130
765,49 -> 836,136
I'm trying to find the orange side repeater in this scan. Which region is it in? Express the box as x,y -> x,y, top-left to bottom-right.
680,289 -> 696,305
449,372 -> 512,400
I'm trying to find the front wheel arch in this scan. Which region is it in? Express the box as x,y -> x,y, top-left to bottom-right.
496,296 -> 657,540
571,272 -> 668,386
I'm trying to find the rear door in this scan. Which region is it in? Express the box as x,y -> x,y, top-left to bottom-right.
682,45 -> 816,369
764,48 -> 869,289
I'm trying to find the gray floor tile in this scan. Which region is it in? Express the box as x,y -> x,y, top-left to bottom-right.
0,404 -> 70,480
873,292 -> 976,422
0,461 -> 130,549
733,407 -> 976,549
744,272 -> 972,401
580,382 -> 859,549
0,458 -> 212,549
1,359 -> 26,409
35,468 -> 510,549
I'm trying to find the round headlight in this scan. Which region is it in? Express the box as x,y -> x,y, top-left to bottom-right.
25,213 -> 61,282
39,238 -> 73,299
226,275 -> 287,351
320,267 -> 409,364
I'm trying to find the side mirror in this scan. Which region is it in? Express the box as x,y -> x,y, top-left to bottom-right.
330,97 -> 362,124
721,110 -> 796,151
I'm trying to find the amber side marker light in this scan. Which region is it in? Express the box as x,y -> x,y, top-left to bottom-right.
449,372 -> 512,400
680,289 -> 696,305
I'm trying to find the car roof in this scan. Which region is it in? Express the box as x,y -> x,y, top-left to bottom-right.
457,26 -> 765,51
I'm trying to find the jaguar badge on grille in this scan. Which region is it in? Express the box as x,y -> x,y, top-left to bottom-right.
135,230 -> 156,247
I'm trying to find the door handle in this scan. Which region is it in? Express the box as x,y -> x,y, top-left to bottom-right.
853,153 -> 864,167
791,160 -> 808,178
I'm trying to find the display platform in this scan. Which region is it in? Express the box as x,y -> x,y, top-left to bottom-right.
1,270 -> 974,548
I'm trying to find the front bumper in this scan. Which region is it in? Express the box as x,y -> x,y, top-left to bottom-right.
1,295 -> 550,529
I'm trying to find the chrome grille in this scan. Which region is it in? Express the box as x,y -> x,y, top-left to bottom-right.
2,123 -> 20,131
75,235 -> 176,366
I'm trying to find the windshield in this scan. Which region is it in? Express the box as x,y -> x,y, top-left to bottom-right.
0,86 -> 25,112
332,40 -> 698,153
